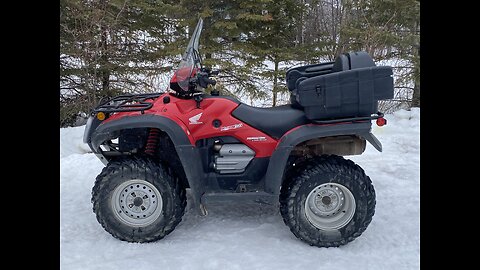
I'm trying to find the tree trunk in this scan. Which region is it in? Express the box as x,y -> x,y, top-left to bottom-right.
411,78 -> 420,107
411,20 -> 420,108
100,24 -> 110,97
97,0 -> 110,97
272,60 -> 279,107
204,16 -> 212,60
102,70 -> 110,95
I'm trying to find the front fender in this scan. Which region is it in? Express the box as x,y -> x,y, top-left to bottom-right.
263,122 -> 381,194
87,114 -> 207,215
89,114 -> 192,151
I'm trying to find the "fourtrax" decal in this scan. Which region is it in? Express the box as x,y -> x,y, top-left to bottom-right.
220,123 -> 243,131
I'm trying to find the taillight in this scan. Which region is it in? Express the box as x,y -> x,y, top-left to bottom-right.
376,117 -> 387,126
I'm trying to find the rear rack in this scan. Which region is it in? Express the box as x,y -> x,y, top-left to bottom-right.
94,93 -> 163,114
312,111 -> 384,125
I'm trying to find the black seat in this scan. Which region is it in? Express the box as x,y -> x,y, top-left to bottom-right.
232,104 -> 310,139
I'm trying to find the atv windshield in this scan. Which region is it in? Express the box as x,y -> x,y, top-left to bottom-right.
175,18 -> 203,92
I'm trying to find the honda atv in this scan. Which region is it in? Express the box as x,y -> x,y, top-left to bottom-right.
83,18 -> 394,247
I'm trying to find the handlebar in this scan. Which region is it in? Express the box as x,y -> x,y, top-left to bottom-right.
197,68 -> 220,88
201,67 -> 220,76
203,77 -> 217,86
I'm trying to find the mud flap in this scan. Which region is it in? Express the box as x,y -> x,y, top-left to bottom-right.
363,132 -> 382,152
175,145 -> 208,215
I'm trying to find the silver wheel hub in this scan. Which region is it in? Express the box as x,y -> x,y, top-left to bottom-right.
305,183 -> 356,230
111,179 -> 163,227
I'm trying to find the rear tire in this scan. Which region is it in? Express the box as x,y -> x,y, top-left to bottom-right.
280,155 -> 375,247
92,157 -> 186,242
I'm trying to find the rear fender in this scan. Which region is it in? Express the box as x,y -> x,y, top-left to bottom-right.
88,114 -> 207,215
263,122 -> 381,194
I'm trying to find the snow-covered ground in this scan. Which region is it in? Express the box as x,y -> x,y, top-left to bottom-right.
60,108 -> 420,270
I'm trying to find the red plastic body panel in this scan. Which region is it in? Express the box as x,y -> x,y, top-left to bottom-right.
104,93 -> 279,158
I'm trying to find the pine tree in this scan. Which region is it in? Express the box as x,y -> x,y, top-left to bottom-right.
235,0 -> 303,106
341,0 -> 420,109
60,0 -> 181,126
60,0 -> 420,126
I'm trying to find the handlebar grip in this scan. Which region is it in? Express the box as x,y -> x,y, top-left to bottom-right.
197,74 -> 216,88
204,77 -> 216,85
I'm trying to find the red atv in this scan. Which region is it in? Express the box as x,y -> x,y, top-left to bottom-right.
84,18 -> 393,247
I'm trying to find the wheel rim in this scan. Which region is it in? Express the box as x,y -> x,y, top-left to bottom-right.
304,183 -> 356,231
111,179 -> 163,227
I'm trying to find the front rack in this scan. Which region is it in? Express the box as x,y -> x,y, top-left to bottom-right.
93,92 -> 163,114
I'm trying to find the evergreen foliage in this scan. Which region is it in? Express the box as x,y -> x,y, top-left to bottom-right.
60,0 -> 420,127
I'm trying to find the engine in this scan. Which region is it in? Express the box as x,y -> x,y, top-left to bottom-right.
212,144 -> 255,174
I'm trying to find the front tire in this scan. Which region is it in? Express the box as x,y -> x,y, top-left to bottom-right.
91,157 -> 186,242
280,155 -> 375,247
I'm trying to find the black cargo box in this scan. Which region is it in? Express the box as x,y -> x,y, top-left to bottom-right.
286,61 -> 334,91
288,51 -> 394,120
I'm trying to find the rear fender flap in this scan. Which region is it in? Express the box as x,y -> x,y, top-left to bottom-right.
264,122 -> 380,195
89,114 -> 207,215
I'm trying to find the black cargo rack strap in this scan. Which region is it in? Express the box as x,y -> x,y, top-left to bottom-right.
94,93 -> 163,114
312,111 -> 384,124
